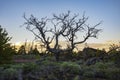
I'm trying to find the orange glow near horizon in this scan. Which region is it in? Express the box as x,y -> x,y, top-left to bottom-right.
15,42 -> 22,46
12,40 -> 120,52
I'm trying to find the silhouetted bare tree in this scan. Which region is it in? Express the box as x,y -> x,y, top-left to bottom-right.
56,11 -> 102,51
23,11 -> 101,61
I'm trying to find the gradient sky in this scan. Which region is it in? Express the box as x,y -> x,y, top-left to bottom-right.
0,0 -> 120,44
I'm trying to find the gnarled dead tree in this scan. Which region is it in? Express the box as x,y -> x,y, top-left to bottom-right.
23,11 -> 101,61
52,11 -> 102,52
23,13 -> 69,61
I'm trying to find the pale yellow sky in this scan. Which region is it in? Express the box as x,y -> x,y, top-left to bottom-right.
13,40 -> 120,52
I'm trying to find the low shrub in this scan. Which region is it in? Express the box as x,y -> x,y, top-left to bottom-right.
60,62 -> 81,74
0,59 -> 119,80
1,68 -> 18,80
105,68 -> 120,80
60,62 -> 81,80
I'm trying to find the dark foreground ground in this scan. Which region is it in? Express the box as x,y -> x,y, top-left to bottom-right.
0,54 -> 120,80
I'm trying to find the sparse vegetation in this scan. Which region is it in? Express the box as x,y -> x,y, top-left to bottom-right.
0,11 -> 120,80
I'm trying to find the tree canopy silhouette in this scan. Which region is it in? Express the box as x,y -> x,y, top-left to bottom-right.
0,25 -> 15,64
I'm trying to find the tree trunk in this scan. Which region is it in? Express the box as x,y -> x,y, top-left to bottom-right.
55,52 -> 60,61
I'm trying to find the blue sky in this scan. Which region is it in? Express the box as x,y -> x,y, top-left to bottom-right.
0,0 -> 120,43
